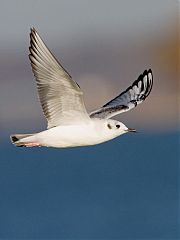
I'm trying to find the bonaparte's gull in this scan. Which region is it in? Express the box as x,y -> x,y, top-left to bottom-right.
10,28 -> 153,148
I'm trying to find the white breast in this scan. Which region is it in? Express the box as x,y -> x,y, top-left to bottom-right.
34,119 -> 118,148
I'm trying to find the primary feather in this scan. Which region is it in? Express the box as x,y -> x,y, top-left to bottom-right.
90,69 -> 153,119
29,28 -> 90,129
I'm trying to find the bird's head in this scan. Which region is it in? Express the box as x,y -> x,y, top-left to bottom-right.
105,119 -> 136,137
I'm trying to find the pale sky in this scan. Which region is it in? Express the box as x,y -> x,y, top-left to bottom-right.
0,0 -> 178,132
0,0 -> 177,45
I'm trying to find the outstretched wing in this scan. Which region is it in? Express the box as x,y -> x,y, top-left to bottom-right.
29,28 -> 90,129
90,69 -> 153,119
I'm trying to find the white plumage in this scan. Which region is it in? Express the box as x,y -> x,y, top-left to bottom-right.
10,28 -> 153,148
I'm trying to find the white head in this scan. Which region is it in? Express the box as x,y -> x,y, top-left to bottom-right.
103,119 -> 136,138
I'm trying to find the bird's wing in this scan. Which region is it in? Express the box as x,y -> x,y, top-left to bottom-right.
29,28 -> 90,129
90,69 -> 153,119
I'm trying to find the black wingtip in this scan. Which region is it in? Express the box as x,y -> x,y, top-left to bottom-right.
145,68 -> 153,77
144,68 -> 153,96
139,68 -> 152,79
30,27 -> 36,33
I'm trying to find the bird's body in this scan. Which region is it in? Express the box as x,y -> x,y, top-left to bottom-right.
10,28 -> 153,148
13,119 -> 128,148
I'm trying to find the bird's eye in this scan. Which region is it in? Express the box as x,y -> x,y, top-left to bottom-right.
116,124 -> 120,129
107,123 -> 112,129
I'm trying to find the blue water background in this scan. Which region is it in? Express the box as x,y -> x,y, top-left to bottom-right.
0,132 -> 179,239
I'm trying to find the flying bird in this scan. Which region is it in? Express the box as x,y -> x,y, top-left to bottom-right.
10,28 -> 153,148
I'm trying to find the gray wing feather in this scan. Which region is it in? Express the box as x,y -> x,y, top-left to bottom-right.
90,69 -> 153,119
29,28 -> 90,128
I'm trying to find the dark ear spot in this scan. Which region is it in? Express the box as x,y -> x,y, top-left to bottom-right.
116,124 -> 120,129
107,123 -> 112,129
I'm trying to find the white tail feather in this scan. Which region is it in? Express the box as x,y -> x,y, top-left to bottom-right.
10,134 -> 40,147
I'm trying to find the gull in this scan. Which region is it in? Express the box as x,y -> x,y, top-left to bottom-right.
10,28 -> 153,148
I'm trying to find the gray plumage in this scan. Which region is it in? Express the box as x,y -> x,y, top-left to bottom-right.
29,28 -> 90,129
90,69 -> 153,119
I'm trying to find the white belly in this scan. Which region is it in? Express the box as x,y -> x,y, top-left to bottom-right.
35,122 -> 113,148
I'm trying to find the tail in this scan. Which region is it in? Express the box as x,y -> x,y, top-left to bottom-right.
10,134 -> 40,147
